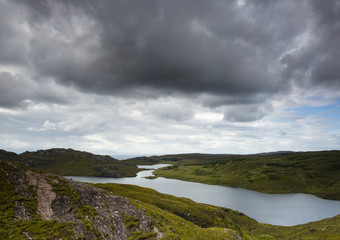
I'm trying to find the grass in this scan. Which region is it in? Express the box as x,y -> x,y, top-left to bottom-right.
0,161 -> 76,240
4,148 -> 140,177
127,200 -> 241,240
94,183 -> 258,231
152,151 -> 340,200
2,158 -> 340,239
0,159 -> 242,239
95,182 -> 340,239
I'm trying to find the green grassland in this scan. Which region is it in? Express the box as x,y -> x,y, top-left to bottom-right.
95,182 -> 340,239
2,159 -> 340,239
148,151 -> 340,200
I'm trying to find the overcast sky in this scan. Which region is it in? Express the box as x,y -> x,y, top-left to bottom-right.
0,0 -> 339,157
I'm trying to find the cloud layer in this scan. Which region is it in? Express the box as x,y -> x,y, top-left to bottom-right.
0,0 -> 339,154
5,0 -> 340,106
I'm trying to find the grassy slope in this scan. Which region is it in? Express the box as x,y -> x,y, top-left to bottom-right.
2,159 -> 340,239
35,151 -> 139,177
0,160 -> 240,240
151,151 -> 340,200
1,148 -> 140,177
95,183 -> 340,239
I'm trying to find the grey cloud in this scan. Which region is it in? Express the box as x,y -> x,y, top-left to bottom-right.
223,103 -> 272,122
152,108 -> 193,122
0,1 -> 29,65
281,0 -> 340,88
16,1 -> 292,97
279,130 -> 287,136
17,0 -> 52,22
144,99 -> 195,122
5,0 -> 339,122
0,72 -> 31,107
0,71 -> 71,108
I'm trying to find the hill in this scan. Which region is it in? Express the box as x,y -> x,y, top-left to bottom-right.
0,148 -> 140,177
0,159 -> 242,239
3,148 -> 339,200
124,151 -> 340,200
2,159 -> 340,239
96,183 -> 340,239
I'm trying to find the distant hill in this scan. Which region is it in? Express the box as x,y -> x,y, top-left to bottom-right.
252,150 -> 295,155
122,150 -> 340,200
151,150 -> 340,200
123,153 -> 237,165
0,148 -> 140,177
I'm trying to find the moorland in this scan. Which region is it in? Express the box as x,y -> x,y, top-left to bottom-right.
2,159 -> 340,239
124,151 -> 340,200
1,148 -> 340,239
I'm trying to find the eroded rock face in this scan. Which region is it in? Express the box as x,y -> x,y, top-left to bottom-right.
3,161 -> 155,240
26,170 -> 56,220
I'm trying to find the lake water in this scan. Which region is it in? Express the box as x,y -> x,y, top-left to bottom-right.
66,164 -> 340,226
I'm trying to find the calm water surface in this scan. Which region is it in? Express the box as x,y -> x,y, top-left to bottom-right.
66,164 -> 340,226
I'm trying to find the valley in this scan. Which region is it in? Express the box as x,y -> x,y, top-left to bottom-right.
1,148 -> 340,239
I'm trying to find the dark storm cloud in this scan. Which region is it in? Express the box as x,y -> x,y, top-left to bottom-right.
4,0 -> 339,121
0,1 -> 29,65
281,0 -> 340,88
14,0 -> 302,101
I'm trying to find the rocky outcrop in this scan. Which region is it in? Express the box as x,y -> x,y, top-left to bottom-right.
25,169 -> 57,220
1,160 -> 156,240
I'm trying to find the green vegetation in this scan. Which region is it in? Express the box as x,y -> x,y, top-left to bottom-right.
0,161 -> 76,240
51,178 -> 103,238
124,215 -> 140,229
126,200 -> 241,240
5,148 -> 338,201
0,159 -> 240,239
95,183 -> 258,235
128,231 -> 157,240
144,175 -> 158,179
95,182 -> 340,239
1,148 -> 140,177
2,158 -> 340,239
151,151 -> 340,200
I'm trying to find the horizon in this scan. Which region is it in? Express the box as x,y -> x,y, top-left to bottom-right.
3,147 -> 339,161
0,0 -> 339,154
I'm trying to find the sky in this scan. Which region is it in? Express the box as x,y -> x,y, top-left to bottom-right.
0,0 -> 339,157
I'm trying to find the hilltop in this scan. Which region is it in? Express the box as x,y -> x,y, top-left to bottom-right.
0,148 -> 139,177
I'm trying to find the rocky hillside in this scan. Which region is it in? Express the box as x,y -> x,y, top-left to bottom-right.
2,159 -> 340,239
0,148 -> 139,177
0,160 -> 242,240
0,159 -> 158,240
